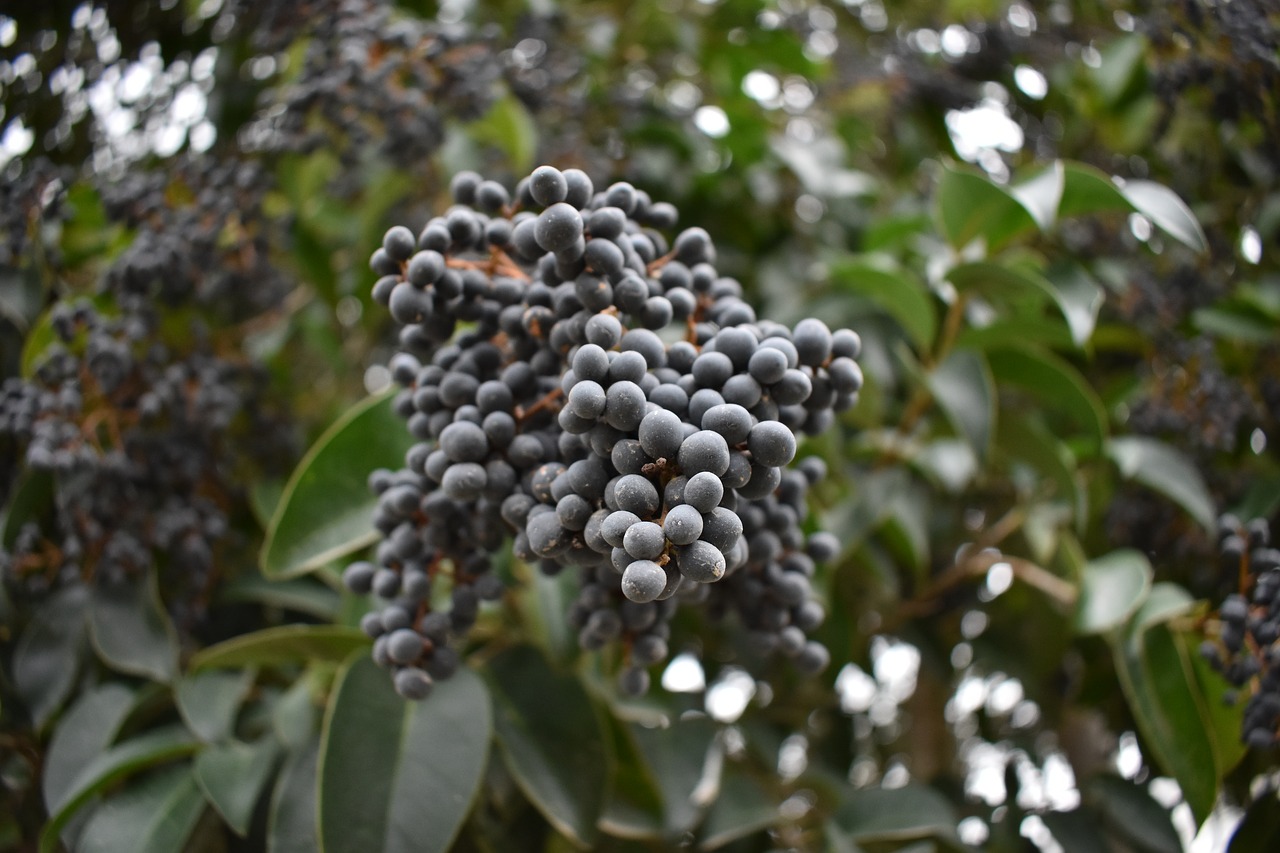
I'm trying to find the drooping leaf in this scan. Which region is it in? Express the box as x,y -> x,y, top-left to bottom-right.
832,784 -> 958,844
1120,180 -> 1208,254
487,645 -> 609,848
194,737 -> 283,837
75,764 -> 206,853
42,684 -> 136,813
87,572 -> 179,683
1075,549 -> 1152,635
268,739 -> 321,853
318,655 -> 491,853
261,392 -> 414,579
188,625 -> 369,672
936,164 -> 1038,251
14,585 -> 90,728
1107,436 -> 1216,531
40,725 -> 200,852
927,348 -> 995,459
177,669 -> 256,743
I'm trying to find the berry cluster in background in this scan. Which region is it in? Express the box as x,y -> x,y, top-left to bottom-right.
345,165 -> 862,699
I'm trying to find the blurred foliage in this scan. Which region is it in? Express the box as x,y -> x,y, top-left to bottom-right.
2,0 -> 1279,851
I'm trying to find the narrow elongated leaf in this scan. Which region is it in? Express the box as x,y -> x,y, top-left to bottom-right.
833,784 -> 957,843
1120,180 -> 1208,254
41,725 -> 200,852
76,764 -> 206,853
188,625 -> 369,672
936,165 -> 1038,251
177,670 -> 256,743
43,684 -> 136,812
14,585 -> 90,728
987,345 -> 1107,453
1107,436 -> 1216,530
318,655 -> 490,853
88,572 -> 179,683
262,392 -> 414,579
488,645 -> 609,848
269,740 -> 321,853
927,349 -> 995,459
195,737 -> 283,836
1075,550 -> 1152,635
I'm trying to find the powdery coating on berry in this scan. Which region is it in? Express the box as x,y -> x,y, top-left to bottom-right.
621,560 -> 667,602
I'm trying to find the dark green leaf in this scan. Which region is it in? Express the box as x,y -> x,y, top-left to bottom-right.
75,764 -> 206,853
832,784 -> 957,843
194,737 -> 283,837
318,655 -> 491,853
1184,629 -> 1247,780
272,678 -> 322,750
698,768 -> 776,850
488,645 -> 609,848
1091,34 -> 1147,105
465,95 -> 538,174
1059,161 -> 1130,220
88,572 -> 179,683
830,260 -> 937,348
1075,549 -> 1152,635
1,469 -> 52,549
177,670 -> 255,743
628,717 -> 719,838
42,684 -> 136,813
220,574 -> 342,620
188,625 -> 369,672
41,725 -> 200,852
1041,808 -> 1111,853
262,392 -> 415,579
987,345 -> 1107,453
598,715 -> 664,841
936,164 -> 1038,251
927,349 -> 995,459
1228,790 -> 1280,853
14,585 -> 90,728
1106,436 -> 1216,531
1089,776 -> 1181,853
269,739 -> 321,853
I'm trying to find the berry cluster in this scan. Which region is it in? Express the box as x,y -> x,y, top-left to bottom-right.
1201,514 -> 1280,749
346,166 -> 861,699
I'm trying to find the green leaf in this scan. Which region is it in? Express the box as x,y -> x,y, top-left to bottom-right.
1088,776 -> 1181,853
832,784 -> 957,844
771,134 -> 876,198
1106,436 -> 1216,530
1059,161 -> 1130,219
220,573 -> 342,620
14,585 -> 89,728
488,645 -> 609,848
1,469 -> 52,549
41,725 -> 200,852
948,261 -> 1101,346
269,739 -> 321,853
1009,161 -> 1065,230
829,260 -> 937,349
936,164 -> 1038,251
628,717 -> 719,837
88,572 -> 179,683
177,670 -> 255,743
1184,629 -> 1247,779
318,655 -> 491,853
262,392 -> 415,579
43,684 -> 136,814
1120,180 -> 1208,254
194,737 -> 283,837
1075,549 -> 1152,635
1091,34 -> 1147,105
698,769 -> 776,850
272,678 -> 322,750
599,714 -> 664,841
927,349 -> 995,459
1041,808 -> 1111,853
188,625 -> 369,672
1045,264 -> 1105,346
1228,790 -> 1280,852
75,764 -> 206,853
465,95 -> 539,174
987,345 -> 1107,453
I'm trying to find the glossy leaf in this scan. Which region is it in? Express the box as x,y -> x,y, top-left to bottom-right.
1107,436 -> 1216,530
177,669 -> 256,743
42,683 -> 136,813
1009,160 -> 1065,230
832,784 -> 957,844
269,739 -> 321,853
1121,179 -> 1208,254
13,585 -> 90,728
830,260 -> 937,349
1075,549 -> 1152,635
188,625 -> 369,672
87,572 -> 179,683
488,644 -> 609,848
936,164 -> 1038,251
927,348 -> 994,459
987,345 -> 1107,452
1045,264 -> 1105,346
41,725 -> 200,852
261,392 -> 414,579
1089,776 -> 1181,853
318,655 -> 490,853
194,737 -> 282,837
76,764 -> 206,853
